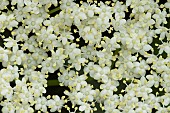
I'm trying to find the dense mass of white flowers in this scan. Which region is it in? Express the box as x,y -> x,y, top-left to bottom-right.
0,0 -> 170,112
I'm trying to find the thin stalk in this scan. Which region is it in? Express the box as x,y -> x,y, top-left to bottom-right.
47,80 -> 59,86
48,7 -> 60,15
47,76 -> 95,86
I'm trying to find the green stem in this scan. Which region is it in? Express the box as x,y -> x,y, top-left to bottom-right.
48,7 -> 60,15
47,76 -> 95,86
47,80 -> 59,86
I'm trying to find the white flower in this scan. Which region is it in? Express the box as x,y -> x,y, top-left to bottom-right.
47,95 -> 65,112
126,0 -> 132,6
60,0 -> 76,10
145,94 -> 160,109
21,36 -> 38,52
87,10 -> 94,17
158,42 -> 170,54
104,94 -> 119,110
77,9 -> 87,20
84,62 -> 96,76
135,102 -> 152,113
15,105 -> 34,113
58,70 -> 75,86
3,14 -> 18,30
64,90 -> 84,105
79,103 -> 92,113
9,50 -> 26,65
113,1 -> 126,20
24,14 -> 43,31
80,85 -> 96,102
0,47 -> 10,62
56,11 -> 74,27
146,72 -> 160,88
110,69 -> 123,80
0,0 -> 9,10
100,79 -> 119,98
13,7 -> 30,22
160,95 -> 170,106
0,0 -> 170,112
112,18 -> 126,31
23,69 -> 47,84
42,34 -> 59,50
32,48 -> 48,64
81,26 -> 98,42
29,82 -> 46,97
41,57 -> 56,74
23,0 -> 39,14
81,45 -> 96,60
52,48 -> 66,68
143,44 -> 152,52
0,13 -> 7,21
1,102 -> 15,113
68,56 -> 85,71
35,97 -> 48,112
101,36 -> 120,51
96,51 -> 112,67
99,1 -> 112,18
152,10 -> 167,27
50,0 -> 58,6
58,31 -> 74,45
64,43 -> 81,59
4,37 -> 18,53
12,26 -> 28,41
0,79 -> 13,98
17,90 -> 34,105
11,0 -> 24,7
156,107 -> 168,113
165,1 -> 170,12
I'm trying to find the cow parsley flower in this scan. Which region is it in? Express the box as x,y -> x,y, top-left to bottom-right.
34,96 -> 48,112
23,0 -> 40,14
47,95 -> 65,112
60,0 -> 76,11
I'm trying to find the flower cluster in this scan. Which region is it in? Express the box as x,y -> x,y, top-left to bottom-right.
0,0 -> 170,113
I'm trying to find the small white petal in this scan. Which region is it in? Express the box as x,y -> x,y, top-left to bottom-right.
78,58 -> 85,63
13,45 -> 18,53
126,0 -> 131,6
75,64 -> 81,71
79,12 -> 87,20
165,46 -> 170,54
79,105 -> 86,111
62,37 -> 67,45
165,2 -> 170,8
35,104 -> 41,110
3,54 -> 8,62
5,42 -> 13,47
127,61 -> 134,69
1,89 -> 8,95
2,106 -> 9,113
88,10 -> 94,17
143,44 -> 152,51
